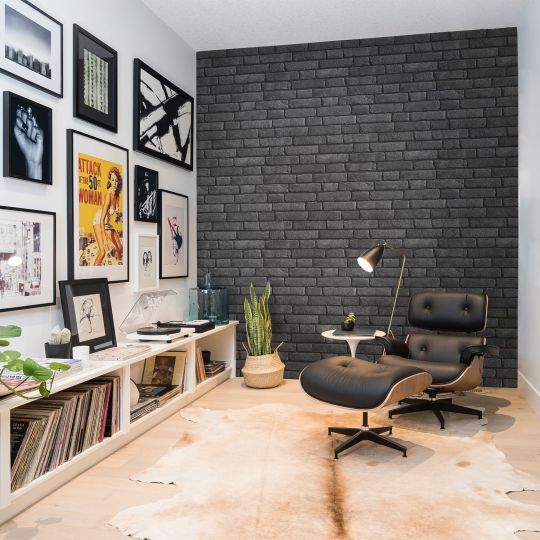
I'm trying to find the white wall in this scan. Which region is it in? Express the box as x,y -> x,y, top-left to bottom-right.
518,0 -> 540,416
0,0 -> 196,357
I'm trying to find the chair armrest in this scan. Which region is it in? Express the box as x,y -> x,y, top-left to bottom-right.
374,336 -> 410,358
460,344 -> 499,365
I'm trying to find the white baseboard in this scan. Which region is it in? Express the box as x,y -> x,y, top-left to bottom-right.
518,370 -> 540,418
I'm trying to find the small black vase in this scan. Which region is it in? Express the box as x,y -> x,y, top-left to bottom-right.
44,342 -> 72,359
341,321 -> 354,331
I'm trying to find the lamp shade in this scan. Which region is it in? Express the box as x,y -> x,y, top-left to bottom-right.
357,244 -> 385,273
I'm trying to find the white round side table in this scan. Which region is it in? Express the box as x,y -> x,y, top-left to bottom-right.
321,329 -> 386,358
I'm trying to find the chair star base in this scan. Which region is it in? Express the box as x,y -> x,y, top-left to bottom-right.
388,395 -> 482,430
329,412 -> 407,459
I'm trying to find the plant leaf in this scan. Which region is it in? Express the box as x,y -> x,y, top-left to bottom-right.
3,350 -> 21,361
0,326 -> 21,339
6,359 -> 24,372
49,362 -> 71,372
22,359 -> 54,382
39,381 -> 50,397
0,340 -> 10,347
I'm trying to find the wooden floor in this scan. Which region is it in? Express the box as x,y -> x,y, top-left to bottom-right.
0,379 -> 539,539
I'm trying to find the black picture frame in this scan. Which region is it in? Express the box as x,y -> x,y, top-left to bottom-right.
134,165 -> 158,223
3,91 -> 53,185
158,189 -> 189,279
0,0 -> 63,98
0,205 -> 56,312
133,59 -> 194,171
67,129 -> 129,283
59,278 -> 116,353
73,24 -> 117,132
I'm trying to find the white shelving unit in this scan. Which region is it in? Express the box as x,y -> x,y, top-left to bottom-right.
0,321 -> 238,523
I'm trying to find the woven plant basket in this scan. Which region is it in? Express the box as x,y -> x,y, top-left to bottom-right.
242,352 -> 285,389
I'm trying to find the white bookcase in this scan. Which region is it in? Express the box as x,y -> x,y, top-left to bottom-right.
0,321 -> 238,523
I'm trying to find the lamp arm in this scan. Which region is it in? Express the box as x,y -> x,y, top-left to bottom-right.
386,252 -> 406,338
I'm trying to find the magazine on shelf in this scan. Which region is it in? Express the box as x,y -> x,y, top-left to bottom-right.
90,344 -> 152,361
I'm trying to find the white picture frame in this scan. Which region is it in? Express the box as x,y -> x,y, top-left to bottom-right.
134,234 -> 159,292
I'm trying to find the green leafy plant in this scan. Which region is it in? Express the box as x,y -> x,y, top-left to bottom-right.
243,282 -> 280,356
0,325 -> 70,399
345,312 -> 356,323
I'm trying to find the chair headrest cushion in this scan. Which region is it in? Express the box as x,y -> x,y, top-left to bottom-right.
408,292 -> 488,332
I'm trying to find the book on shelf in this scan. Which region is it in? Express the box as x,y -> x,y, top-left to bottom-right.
204,361 -> 226,377
195,347 -> 207,384
90,344 -> 152,361
136,384 -> 182,407
10,376 -> 120,492
130,397 -> 159,423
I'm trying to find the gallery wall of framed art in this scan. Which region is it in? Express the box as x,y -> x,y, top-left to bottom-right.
0,0 -> 196,357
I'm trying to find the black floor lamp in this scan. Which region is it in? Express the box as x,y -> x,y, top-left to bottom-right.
357,242 -> 406,338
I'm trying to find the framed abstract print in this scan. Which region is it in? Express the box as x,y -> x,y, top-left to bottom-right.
134,234 -> 159,292
59,278 -> 116,352
134,165 -> 158,222
133,59 -> 193,171
0,0 -> 63,97
3,91 -> 52,185
67,130 -> 129,283
73,24 -> 117,132
158,190 -> 188,279
0,205 -> 55,312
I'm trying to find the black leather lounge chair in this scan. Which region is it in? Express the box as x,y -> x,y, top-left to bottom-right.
376,291 -> 499,429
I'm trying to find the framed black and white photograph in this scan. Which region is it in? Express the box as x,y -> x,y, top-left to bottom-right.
73,24 -> 117,132
133,59 -> 193,171
0,205 -> 55,312
59,278 -> 116,352
67,130 -> 129,283
134,165 -> 158,222
3,91 -> 52,185
158,189 -> 188,279
0,0 -> 63,97
135,234 -> 159,292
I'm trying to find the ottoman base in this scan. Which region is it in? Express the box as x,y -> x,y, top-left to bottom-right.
329,411 -> 407,459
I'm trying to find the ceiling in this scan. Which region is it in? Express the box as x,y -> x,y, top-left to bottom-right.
141,0 -> 525,52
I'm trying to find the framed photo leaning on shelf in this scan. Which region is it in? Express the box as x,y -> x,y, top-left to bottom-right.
67,129 -> 129,283
73,24 -> 117,132
158,189 -> 188,279
0,205 -> 55,312
133,59 -> 193,171
59,278 -> 116,352
0,0 -> 63,97
134,165 -> 158,222
3,91 -> 53,185
134,234 -> 159,292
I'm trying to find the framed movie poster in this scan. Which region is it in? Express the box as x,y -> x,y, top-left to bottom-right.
0,0 -> 63,97
59,278 -> 116,352
134,165 -> 158,222
134,234 -> 159,292
0,205 -> 55,312
158,190 -> 188,279
73,24 -> 117,132
3,91 -> 52,185
133,59 -> 193,171
67,130 -> 129,283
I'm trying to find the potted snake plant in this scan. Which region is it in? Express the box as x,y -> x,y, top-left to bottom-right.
242,282 -> 284,388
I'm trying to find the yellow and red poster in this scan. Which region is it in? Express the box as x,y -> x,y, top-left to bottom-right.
78,152 -> 124,267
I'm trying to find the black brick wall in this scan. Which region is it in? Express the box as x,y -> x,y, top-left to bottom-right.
196,28 -> 518,387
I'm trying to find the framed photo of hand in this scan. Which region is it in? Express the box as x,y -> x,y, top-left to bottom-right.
3,91 -> 52,185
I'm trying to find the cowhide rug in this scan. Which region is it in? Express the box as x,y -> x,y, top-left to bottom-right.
109,404 -> 540,539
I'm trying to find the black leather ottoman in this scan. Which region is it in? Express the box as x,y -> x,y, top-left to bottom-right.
300,356 -> 432,458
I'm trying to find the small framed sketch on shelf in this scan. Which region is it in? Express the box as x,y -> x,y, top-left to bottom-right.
134,165 -> 158,222
59,278 -> 116,352
67,129 -> 129,283
133,59 -> 193,171
3,91 -> 52,185
135,234 -> 159,292
73,24 -> 117,132
158,189 -> 188,279
0,0 -> 63,97
0,205 -> 55,312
